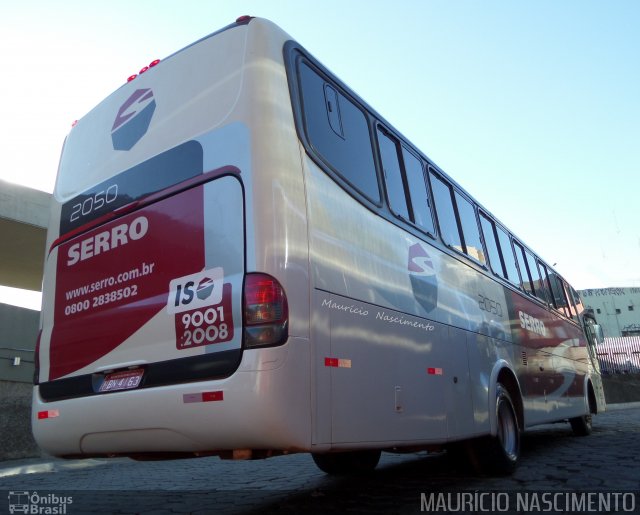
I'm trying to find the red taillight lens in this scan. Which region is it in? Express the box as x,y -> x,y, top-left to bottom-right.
245,278 -> 282,320
243,274 -> 288,347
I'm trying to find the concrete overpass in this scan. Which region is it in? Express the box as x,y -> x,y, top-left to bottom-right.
0,180 -> 50,291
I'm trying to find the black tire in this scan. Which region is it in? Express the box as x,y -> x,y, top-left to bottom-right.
311,450 -> 381,475
569,414 -> 593,436
472,383 -> 521,475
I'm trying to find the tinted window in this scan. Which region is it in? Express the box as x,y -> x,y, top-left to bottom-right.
299,62 -> 379,201
549,272 -> 571,317
430,172 -> 462,251
377,129 -> 409,219
403,149 -> 435,234
562,281 -> 577,319
480,213 -> 505,278
514,241 -> 533,295
570,285 -> 584,316
455,192 -> 486,264
538,263 -> 554,307
496,227 -> 521,286
525,251 -> 547,302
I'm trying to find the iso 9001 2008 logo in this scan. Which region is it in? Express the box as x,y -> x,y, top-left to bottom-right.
167,268 -> 224,314
8,491 -> 73,514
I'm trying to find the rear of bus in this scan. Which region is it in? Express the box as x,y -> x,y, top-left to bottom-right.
33,17 -> 312,458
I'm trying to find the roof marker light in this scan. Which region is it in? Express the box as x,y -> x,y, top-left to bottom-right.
236,15 -> 253,24
127,60 -> 159,83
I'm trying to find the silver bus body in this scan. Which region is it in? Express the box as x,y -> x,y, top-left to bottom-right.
32,17 -> 604,471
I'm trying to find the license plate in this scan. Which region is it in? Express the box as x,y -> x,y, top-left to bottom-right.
99,369 -> 144,393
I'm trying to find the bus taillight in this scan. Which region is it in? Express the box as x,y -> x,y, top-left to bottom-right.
243,273 -> 288,347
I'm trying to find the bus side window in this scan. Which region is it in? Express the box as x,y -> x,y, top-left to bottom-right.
377,128 -> 410,220
526,251 -> 548,304
496,226 -> 521,287
298,62 -> 380,202
569,285 -> 585,316
402,148 -> 435,235
429,170 -> 486,265
513,241 -> 534,295
454,192 -> 486,265
538,262 -> 555,309
480,212 -> 507,279
562,280 -> 578,320
548,271 -> 571,317
430,171 -> 463,252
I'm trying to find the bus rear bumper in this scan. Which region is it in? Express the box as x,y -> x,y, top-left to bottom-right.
32,337 -> 311,458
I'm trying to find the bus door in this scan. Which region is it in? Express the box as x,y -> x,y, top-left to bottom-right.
583,314 -> 607,412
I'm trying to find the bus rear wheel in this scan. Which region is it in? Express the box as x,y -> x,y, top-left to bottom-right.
473,383 -> 521,475
569,414 -> 593,436
311,450 -> 381,475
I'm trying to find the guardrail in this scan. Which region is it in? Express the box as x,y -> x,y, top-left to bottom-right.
597,336 -> 640,374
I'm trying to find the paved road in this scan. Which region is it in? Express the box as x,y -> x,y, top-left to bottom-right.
1,404 -> 639,514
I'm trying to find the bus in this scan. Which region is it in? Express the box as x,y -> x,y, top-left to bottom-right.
32,15 -> 606,475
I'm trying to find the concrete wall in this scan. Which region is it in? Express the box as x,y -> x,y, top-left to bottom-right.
0,380 -> 42,460
0,303 -> 41,459
601,373 -> 640,405
0,303 -> 39,383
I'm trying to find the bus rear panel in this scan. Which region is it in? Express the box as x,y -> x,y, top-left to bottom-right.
34,18 -> 311,458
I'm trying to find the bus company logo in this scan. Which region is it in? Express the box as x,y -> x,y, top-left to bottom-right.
66,216 -> 149,267
111,88 -> 156,151
167,268 -> 224,314
8,491 -> 73,514
408,243 -> 438,313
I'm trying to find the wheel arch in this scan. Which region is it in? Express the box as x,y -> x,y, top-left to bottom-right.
489,360 -> 524,436
584,376 -> 599,414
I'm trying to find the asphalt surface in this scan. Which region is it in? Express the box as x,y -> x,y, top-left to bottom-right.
1,403 -> 639,514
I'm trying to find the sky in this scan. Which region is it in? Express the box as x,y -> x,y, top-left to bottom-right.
1,0 -> 639,309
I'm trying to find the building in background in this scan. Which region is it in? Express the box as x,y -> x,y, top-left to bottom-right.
579,287 -> 640,376
578,287 -> 640,338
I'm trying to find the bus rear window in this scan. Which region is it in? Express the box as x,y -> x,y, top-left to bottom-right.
59,141 -> 203,235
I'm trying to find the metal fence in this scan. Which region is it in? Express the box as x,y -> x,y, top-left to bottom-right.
596,336 -> 640,374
